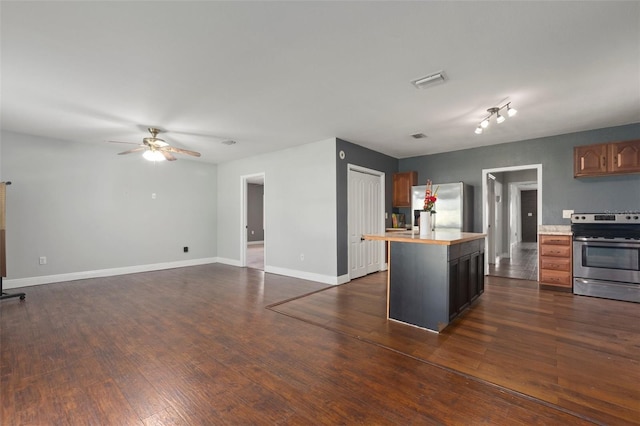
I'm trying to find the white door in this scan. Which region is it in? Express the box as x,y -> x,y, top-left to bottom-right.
494,180 -> 503,261
348,169 -> 383,279
487,175 -> 496,265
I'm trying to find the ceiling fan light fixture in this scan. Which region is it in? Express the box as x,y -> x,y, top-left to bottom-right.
507,103 -> 518,117
496,113 -> 505,124
143,150 -> 166,162
480,119 -> 490,128
474,126 -> 483,135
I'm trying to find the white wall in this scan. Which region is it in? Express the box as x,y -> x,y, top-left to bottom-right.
1,130 -> 218,287
217,138 -> 338,283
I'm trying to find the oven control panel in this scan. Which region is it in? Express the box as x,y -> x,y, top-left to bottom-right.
571,212 -> 640,224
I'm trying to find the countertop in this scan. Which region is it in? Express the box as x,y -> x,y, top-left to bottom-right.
538,225 -> 572,236
364,230 -> 486,246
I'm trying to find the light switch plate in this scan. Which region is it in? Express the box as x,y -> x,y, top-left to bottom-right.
562,209 -> 574,219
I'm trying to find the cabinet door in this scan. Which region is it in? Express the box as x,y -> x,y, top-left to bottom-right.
392,172 -> 417,207
448,259 -> 459,321
468,252 -> 479,302
477,250 -> 485,295
574,144 -> 607,177
457,255 -> 471,312
609,140 -> 640,174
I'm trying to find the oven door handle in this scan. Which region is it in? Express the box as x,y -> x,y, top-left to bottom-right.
574,239 -> 640,248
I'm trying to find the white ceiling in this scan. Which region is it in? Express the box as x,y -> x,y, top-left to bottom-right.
1,1 -> 639,164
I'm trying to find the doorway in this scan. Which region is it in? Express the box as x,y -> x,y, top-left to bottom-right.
347,165 -> 385,280
520,190 -> 538,242
241,173 -> 265,270
483,165 -> 541,281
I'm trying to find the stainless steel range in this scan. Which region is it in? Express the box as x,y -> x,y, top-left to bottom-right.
571,212 -> 640,303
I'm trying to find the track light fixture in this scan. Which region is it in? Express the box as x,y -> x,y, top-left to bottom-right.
474,102 -> 517,134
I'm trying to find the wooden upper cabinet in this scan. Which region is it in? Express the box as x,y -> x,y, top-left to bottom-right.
574,143 -> 607,177
574,140 -> 640,177
609,140 -> 640,174
392,171 -> 417,207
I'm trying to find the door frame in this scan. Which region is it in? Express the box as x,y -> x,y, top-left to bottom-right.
347,164 -> 386,280
240,172 -> 266,268
482,164 -> 542,276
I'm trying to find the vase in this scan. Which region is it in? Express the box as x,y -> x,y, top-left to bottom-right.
419,211 -> 432,237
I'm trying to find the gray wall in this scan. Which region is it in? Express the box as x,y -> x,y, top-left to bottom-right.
400,123 -> 640,230
1,130 -> 218,282
247,183 -> 264,242
336,138 -> 398,276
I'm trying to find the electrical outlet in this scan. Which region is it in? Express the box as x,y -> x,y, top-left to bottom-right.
39,256 -> 47,265
151,193 -> 157,199
562,209 -> 574,219
300,253 -> 304,261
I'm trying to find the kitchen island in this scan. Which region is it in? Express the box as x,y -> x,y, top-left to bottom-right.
364,230 -> 486,332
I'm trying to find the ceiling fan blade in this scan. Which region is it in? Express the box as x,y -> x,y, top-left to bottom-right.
161,151 -> 177,161
163,146 -> 201,157
118,147 -> 147,155
108,140 -> 140,145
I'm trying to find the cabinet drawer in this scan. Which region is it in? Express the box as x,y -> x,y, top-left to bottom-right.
539,235 -> 571,246
540,256 -> 571,271
540,244 -> 571,258
540,270 -> 572,287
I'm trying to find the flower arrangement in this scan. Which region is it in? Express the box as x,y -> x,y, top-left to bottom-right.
423,179 -> 439,212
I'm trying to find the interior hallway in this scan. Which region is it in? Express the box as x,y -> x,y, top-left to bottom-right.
488,242 -> 538,281
247,242 -> 264,270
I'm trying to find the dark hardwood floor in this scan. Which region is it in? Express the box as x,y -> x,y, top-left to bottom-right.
1,264 -> 638,425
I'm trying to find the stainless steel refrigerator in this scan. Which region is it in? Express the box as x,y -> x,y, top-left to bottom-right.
411,182 -> 473,232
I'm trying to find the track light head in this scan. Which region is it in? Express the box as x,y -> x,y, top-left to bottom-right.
474,103 -> 517,134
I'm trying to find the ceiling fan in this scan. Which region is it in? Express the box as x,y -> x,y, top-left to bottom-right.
110,127 -> 201,161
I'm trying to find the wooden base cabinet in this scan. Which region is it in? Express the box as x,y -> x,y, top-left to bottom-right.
539,234 -> 572,291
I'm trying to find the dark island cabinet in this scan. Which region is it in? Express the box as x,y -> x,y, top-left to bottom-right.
449,241 -> 485,320
389,237 -> 485,332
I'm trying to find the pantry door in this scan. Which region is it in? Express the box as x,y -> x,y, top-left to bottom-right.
348,166 -> 384,280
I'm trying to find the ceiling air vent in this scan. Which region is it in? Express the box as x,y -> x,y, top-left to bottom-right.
411,71 -> 445,89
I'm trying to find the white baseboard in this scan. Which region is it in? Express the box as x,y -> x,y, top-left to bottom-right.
264,265 -> 346,285
3,258 -> 364,290
216,257 -> 243,267
2,257 -> 218,289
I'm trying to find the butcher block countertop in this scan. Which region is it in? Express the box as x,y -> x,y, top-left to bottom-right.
538,225 -> 572,236
364,230 -> 486,246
